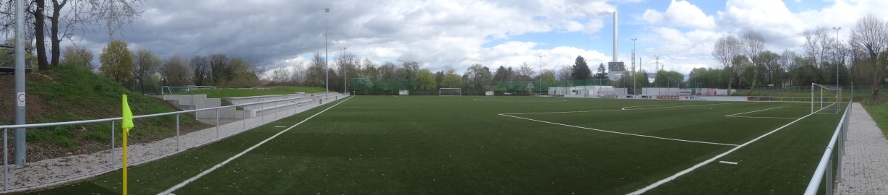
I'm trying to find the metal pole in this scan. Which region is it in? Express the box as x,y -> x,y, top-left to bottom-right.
632,38 -> 637,95
343,47 -> 347,94
834,27 -> 841,88
325,8 -> 330,94
826,158 -> 833,195
14,0 -> 26,165
176,113 -> 180,151
216,108 -> 220,139
4,128 -> 8,191
539,55 -> 542,96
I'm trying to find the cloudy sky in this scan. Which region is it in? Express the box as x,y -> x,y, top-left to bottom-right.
63,0 -> 888,78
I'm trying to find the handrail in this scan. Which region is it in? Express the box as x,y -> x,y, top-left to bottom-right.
804,103 -> 852,195
0,92 -> 337,129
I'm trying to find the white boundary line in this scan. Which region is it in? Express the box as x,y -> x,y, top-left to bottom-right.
158,96 -> 353,195
724,107 -> 797,119
628,106 -> 827,194
498,113 -> 739,146
621,103 -> 731,111
472,98 -> 568,103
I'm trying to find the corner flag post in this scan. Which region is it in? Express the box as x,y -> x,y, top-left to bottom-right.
122,94 -> 135,195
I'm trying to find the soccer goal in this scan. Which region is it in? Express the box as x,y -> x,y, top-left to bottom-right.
439,88 -> 462,96
811,83 -> 841,114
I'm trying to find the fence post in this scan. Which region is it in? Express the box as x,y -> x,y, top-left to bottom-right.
111,120 -> 115,167
243,107 -> 247,131
4,128 -> 8,191
216,108 -> 220,140
176,113 -> 180,151
826,158 -> 833,195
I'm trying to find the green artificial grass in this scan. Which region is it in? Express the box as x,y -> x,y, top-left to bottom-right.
177,86 -> 326,98
31,96 -> 842,194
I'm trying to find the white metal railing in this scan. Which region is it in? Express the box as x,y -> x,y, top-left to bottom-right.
804,102 -> 852,195
1,92 -> 343,192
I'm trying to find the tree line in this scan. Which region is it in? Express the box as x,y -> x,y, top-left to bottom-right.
708,14 -> 888,98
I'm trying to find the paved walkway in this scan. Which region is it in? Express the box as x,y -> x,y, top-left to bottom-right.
837,103 -> 888,194
0,94 -> 345,193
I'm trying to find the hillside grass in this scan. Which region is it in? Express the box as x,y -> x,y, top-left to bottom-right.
5,65 -> 209,163
177,86 -> 326,98
862,96 -> 888,138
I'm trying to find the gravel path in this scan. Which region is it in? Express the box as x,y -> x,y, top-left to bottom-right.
836,102 -> 888,194
0,94 -> 343,193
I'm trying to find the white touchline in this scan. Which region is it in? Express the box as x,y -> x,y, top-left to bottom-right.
498,113 -> 738,146
621,103 -> 731,111
718,161 -> 738,165
627,106 -> 827,195
158,96 -> 353,195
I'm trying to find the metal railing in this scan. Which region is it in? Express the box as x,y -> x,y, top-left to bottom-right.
804,102 -> 852,195
1,92 -> 343,192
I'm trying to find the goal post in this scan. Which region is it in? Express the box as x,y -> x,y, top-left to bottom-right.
439,88 -> 462,96
811,83 -> 841,114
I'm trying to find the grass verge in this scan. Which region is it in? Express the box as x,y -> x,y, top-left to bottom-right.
177,86 -> 325,98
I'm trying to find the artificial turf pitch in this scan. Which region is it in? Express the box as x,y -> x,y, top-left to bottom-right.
32,96 -> 842,194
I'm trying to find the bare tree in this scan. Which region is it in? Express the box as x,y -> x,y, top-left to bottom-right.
270,67 -> 291,85
290,61 -> 306,85
712,34 -> 742,94
780,50 -> 797,86
304,52 -> 326,87
131,48 -> 161,94
161,55 -> 192,86
742,31 -> 765,95
850,14 -> 888,98
518,62 -> 535,79
1,0 -> 144,70
191,55 -> 211,86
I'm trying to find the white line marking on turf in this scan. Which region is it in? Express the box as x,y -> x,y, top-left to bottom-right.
472,99 -> 568,103
159,96 -> 353,195
628,106 -> 827,195
498,113 -> 739,146
274,126 -> 286,128
718,161 -> 738,165
621,103 -> 731,111
724,107 -> 796,119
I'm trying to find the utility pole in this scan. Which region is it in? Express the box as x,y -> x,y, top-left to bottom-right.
654,55 -> 661,71
14,0 -> 26,165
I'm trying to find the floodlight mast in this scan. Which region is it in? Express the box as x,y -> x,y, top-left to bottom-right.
14,0 -> 26,165
833,26 -> 841,88
325,8 -> 330,94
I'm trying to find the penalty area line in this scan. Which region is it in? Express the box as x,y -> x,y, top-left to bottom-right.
498,114 -> 738,146
158,96 -> 353,195
628,106 -> 826,195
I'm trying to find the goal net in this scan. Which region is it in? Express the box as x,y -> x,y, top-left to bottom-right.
811,83 -> 841,114
439,88 -> 462,96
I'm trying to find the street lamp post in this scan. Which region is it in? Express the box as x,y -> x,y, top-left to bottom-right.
343,47 -> 347,94
833,26 -> 841,87
539,55 -> 542,96
325,8 -> 330,94
631,38 -> 637,95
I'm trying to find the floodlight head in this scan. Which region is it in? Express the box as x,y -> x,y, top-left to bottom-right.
325,8 -> 330,12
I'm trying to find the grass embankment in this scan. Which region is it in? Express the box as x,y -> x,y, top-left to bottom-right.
0,66 -> 209,163
178,86 -> 325,98
862,97 -> 888,138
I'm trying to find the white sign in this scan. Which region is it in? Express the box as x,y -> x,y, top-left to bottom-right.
16,92 -> 25,106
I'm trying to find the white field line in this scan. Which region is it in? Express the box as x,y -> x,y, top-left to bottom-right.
724,107 -> 797,119
621,103 -> 731,111
628,106 -> 827,195
498,113 -> 739,146
472,99 -> 568,103
159,96 -> 353,195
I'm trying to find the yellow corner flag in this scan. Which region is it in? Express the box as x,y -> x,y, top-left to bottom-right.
121,94 -> 134,195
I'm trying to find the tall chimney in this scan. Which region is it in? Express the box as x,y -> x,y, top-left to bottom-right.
613,11 -> 618,62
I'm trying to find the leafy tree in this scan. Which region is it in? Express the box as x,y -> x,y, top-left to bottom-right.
98,40 -> 133,83
440,68 -> 463,88
570,56 -> 592,80
463,64 -> 492,94
415,69 -> 437,90
161,55 -> 192,86
60,45 -> 94,69
742,31 -> 765,95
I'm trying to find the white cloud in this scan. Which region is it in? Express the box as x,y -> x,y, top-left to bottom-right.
641,0 -> 717,30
